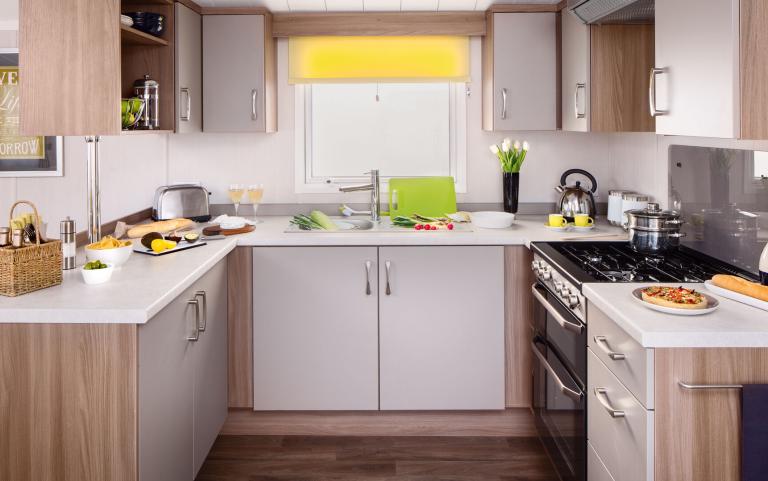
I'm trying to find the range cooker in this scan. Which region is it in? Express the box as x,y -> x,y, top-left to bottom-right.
528,241 -> 755,481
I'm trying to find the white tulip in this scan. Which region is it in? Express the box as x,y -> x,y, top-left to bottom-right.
501,140 -> 510,153
490,145 -> 500,155
502,137 -> 511,147
522,141 -> 530,151
513,140 -> 521,151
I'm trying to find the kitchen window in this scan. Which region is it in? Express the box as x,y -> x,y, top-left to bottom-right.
294,82 -> 467,193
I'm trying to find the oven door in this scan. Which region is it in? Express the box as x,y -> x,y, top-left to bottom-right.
532,335 -> 586,481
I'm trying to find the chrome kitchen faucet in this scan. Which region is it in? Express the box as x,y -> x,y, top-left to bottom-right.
339,170 -> 381,222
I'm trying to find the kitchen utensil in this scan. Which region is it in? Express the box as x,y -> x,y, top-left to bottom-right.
201,235 -> 226,241
388,177 -> 457,219
555,169 -> 597,221
471,211 -> 515,229
620,193 -> 650,228
133,241 -> 207,256
631,287 -> 719,316
81,263 -> 115,285
548,214 -> 568,227
573,214 -> 594,227
705,280 -> 768,312
85,243 -> 133,267
60,217 -> 76,270
133,74 -> 159,129
152,184 -> 211,222
202,224 -> 256,236
607,190 -> 633,226
625,202 -> 685,255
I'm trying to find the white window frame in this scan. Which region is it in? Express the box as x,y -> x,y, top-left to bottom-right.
294,83 -> 467,194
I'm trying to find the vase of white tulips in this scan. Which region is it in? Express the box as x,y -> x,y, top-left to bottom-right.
490,139 -> 529,214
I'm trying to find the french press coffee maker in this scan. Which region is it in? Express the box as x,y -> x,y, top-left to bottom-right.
133,74 -> 159,129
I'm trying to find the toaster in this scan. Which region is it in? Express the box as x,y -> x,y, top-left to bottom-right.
152,184 -> 211,222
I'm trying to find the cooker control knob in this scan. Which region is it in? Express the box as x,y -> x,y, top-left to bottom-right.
554,280 -> 563,291
531,260 -> 541,271
540,267 -> 552,280
568,295 -> 580,308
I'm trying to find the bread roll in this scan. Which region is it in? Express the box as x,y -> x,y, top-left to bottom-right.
127,218 -> 195,238
711,274 -> 768,302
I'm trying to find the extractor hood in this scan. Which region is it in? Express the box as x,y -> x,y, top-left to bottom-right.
567,0 -> 654,24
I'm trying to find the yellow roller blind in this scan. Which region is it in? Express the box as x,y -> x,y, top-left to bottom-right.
288,36 -> 470,83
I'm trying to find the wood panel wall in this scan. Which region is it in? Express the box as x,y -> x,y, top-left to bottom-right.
504,246 -> 535,408
590,24 -> 655,133
0,324 -> 137,481
655,348 -> 768,481
740,0 -> 768,139
227,247 -> 254,408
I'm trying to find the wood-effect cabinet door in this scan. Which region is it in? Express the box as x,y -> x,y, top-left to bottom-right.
192,260 -> 228,476
561,10 -> 590,132
175,3 -> 202,134
378,246 -> 505,410
252,247 -> 380,410
138,287 -> 198,481
490,13 -> 556,131
654,0 -> 739,138
203,15 -> 266,132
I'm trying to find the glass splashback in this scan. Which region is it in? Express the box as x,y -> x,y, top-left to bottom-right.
669,145 -> 768,275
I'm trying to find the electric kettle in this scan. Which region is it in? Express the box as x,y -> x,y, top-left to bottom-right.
555,169 -> 597,221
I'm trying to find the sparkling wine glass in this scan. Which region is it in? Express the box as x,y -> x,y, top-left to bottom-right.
247,184 -> 265,223
228,184 -> 245,216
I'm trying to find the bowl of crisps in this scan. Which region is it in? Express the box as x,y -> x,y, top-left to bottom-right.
85,235 -> 134,267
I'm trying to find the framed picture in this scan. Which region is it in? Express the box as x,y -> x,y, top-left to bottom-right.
0,48 -> 63,177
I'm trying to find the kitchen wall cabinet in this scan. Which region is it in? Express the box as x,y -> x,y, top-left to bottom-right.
561,10 -> 589,133
482,12 -> 557,131
252,247 -> 380,410
139,259 -> 227,481
203,14 -> 277,133
175,3 -> 202,134
653,0 -> 768,139
379,246 -> 505,410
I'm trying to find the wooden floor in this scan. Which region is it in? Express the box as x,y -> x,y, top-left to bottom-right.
195,435 -> 559,481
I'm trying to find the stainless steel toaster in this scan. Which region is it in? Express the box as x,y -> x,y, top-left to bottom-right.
152,184 -> 211,222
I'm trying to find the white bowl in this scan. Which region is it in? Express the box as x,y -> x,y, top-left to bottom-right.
471,211 -> 516,229
81,263 -> 115,285
85,243 -> 133,267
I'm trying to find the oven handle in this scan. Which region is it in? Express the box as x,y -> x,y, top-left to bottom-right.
531,284 -> 584,334
531,340 -> 584,402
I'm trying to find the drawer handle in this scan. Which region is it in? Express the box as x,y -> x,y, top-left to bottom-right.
594,387 -> 625,418
531,284 -> 584,334
195,291 -> 207,332
531,340 -> 583,402
187,299 -> 200,342
594,336 -> 625,360
365,260 -> 372,296
678,381 -> 743,391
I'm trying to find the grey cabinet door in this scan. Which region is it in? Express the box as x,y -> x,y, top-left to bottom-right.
192,260 -> 228,476
138,286 -> 197,481
378,246 -> 506,410
252,247 -> 380,410
175,3 -> 202,133
492,13 -> 557,131
561,9 -> 590,132
203,15 -> 266,132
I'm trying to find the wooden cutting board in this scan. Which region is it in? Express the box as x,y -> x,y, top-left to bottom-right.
202,224 -> 255,236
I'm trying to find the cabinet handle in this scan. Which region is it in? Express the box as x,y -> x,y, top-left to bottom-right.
195,290 -> 207,331
365,261 -> 372,295
593,335 -> 625,360
501,88 -> 508,120
531,340 -> 583,402
251,89 -> 258,121
574,83 -> 586,119
187,299 -> 200,342
180,87 -> 191,121
648,67 -> 668,117
531,284 -> 584,334
594,387 -> 625,418
385,260 -> 392,296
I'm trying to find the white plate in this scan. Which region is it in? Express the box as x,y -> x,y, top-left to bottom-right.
704,280 -> 768,312
544,224 -> 571,231
631,287 -> 719,316
471,211 -> 515,229
571,225 -> 595,232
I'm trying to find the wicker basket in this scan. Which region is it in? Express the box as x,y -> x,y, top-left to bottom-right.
0,201 -> 62,297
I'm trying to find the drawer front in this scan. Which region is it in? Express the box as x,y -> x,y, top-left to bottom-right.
588,442 -> 616,481
588,303 -> 654,409
588,349 -> 654,481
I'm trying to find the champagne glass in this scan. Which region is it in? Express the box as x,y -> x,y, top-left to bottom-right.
247,184 -> 265,223
228,184 -> 245,216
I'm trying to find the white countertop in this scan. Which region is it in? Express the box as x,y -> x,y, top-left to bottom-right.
584,283 -> 768,348
0,215 -> 626,324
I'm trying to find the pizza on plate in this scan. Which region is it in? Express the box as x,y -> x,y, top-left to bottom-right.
640,286 -> 709,310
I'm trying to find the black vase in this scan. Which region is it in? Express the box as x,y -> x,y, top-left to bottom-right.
502,172 -> 519,214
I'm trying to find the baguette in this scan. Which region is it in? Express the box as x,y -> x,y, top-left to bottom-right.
711,274 -> 768,303
126,218 -> 195,238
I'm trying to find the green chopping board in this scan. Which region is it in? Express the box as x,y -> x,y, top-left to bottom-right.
388,177 -> 457,218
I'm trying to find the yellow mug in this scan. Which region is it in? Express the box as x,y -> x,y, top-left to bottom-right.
548,214 -> 568,227
574,214 -> 594,227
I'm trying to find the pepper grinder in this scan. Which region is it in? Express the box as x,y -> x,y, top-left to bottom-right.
60,217 -> 76,270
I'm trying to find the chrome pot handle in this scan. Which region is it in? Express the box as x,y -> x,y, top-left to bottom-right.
531,340 -> 583,402
531,284 -> 584,334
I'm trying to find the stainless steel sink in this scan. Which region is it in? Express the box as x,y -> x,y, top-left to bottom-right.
285,217 -> 375,233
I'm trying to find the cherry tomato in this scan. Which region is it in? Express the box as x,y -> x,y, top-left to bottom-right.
447,223 -> 454,230
414,224 -> 423,230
